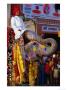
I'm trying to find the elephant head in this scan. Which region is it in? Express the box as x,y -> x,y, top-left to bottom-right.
22,30 -> 57,59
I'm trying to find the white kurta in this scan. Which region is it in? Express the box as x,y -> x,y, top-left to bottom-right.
11,16 -> 26,39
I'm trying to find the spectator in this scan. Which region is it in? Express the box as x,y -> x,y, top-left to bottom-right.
44,61 -> 50,85
53,65 -> 59,85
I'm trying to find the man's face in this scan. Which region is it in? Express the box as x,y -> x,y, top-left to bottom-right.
15,10 -> 20,16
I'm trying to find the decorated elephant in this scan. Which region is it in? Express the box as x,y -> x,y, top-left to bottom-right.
22,30 -> 57,59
